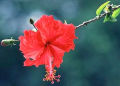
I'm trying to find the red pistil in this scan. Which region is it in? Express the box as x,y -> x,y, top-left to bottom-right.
43,56 -> 61,84
43,69 -> 61,84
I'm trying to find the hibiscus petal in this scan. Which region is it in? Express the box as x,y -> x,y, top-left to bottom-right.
34,47 -> 53,67
24,59 -> 34,66
19,30 -> 45,60
49,45 -> 65,68
34,15 -> 54,41
52,24 -> 77,52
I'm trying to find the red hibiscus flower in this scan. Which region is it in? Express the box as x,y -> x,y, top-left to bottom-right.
19,15 -> 77,84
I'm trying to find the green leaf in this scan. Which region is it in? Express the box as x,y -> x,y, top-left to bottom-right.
112,8 -> 120,18
104,14 -> 117,23
103,15 -> 110,23
96,1 -> 110,16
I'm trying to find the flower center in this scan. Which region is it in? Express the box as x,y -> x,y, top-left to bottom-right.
45,41 -> 51,47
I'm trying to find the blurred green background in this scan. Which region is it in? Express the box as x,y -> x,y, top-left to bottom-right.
0,0 -> 120,86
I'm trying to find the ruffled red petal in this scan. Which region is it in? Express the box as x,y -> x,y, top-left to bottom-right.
51,24 -> 77,52
19,15 -> 77,70
19,30 -> 44,60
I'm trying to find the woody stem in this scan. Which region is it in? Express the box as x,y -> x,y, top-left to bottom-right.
76,5 -> 120,29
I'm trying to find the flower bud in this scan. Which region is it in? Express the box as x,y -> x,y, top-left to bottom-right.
29,18 -> 34,25
1,38 -> 19,46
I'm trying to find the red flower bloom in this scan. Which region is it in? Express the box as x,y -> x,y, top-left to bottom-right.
19,15 -> 77,84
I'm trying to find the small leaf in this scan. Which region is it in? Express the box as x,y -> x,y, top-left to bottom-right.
104,14 -> 117,23
104,15 -> 110,23
112,8 -> 120,18
96,1 -> 110,16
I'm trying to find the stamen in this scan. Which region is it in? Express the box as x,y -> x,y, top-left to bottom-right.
43,69 -> 61,84
43,56 -> 60,84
